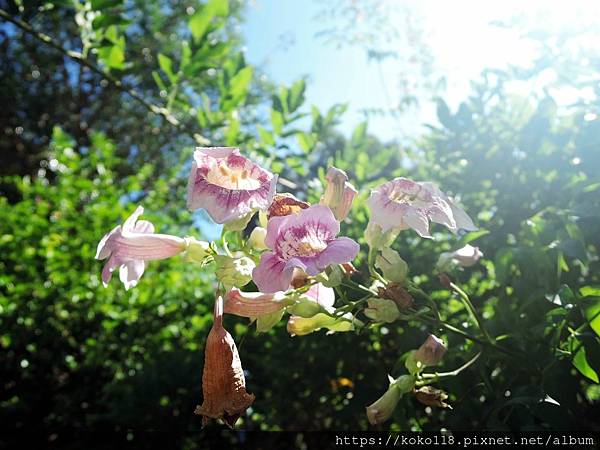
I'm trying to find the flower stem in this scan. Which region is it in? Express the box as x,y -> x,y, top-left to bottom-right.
449,282 -> 493,343
417,351 -> 482,385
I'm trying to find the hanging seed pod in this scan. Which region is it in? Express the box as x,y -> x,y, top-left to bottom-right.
195,296 -> 255,428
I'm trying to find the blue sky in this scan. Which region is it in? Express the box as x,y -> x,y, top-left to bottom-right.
241,0 -> 599,142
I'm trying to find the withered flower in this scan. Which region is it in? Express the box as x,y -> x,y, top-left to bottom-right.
378,283 -> 414,310
267,193 -> 310,219
414,386 -> 452,409
195,296 -> 255,428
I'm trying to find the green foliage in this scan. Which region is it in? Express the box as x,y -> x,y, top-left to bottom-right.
1,0 -> 600,445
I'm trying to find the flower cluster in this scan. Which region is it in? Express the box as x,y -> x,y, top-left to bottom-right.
95,146 -> 483,428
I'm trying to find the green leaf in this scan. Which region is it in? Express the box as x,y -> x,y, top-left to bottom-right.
188,0 -> 229,41
151,71 -> 167,91
188,11 -> 212,41
436,98 -> 453,128
258,126 -> 275,146
459,229 -> 490,245
583,298 -> 600,339
580,286 -> 600,298
180,42 -> 191,71
297,132 -> 315,152
157,53 -> 176,84
97,45 -> 125,69
92,13 -> 130,30
271,110 -> 284,135
351,122 -> 367,144
229,66 -> 253,101
224,117 -> 240,146
287,78 -> 306,113
91,0 -> 123,9
573,346 -> 599,383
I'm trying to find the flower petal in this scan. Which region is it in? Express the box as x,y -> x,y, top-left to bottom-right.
111,233 -> 186,260
315,237 -> 360,269
403,210 -> 432,238
119,259 -> 145,290
95,225 -> 120,260
187,147 -> 277,224
224,288 -> 291,317
252,252 -> 296,293
306,283 -> 335,308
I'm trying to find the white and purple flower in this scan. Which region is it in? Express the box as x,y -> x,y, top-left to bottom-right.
95,206 -> 188,289
252,205 -> 360,293
367,177 -> 476,238
187,147 -> 277,224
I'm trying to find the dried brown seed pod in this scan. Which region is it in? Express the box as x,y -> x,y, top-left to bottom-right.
195,296 -> 255,428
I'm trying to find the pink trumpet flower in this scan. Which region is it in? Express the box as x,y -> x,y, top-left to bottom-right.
252,205 -> 360,293
187,147 -> 278,224
95,206 -> 188,290
367,177 -> 476,238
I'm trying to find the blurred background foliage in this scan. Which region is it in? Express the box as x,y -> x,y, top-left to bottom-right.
1,0 -> 599,447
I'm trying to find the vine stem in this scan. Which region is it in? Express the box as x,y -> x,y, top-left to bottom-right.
417,351 -> 482,385
0,8 -> 184,129
449,281 -> 494,343
0,7 -> 300,189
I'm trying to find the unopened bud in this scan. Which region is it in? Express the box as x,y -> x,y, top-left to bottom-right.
365,222 -> 398,250
366,383 -> 402,425
184,237 -> 211,263
247,226 -> 267,250
214,254 -> 255,289
320,167 -> 357,221
414,334 -> 447,366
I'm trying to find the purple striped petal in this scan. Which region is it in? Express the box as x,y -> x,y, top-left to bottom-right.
252,252 -> 296,293
315,237 -> 360,269
187,147 -> 277,224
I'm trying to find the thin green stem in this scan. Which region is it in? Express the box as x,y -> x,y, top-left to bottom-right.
417,351 -> 482,385
450,282 -> 493,342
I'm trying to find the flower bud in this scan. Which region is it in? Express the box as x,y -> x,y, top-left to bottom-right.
364,298 -> 400,323
247,226 -> 267,250
414,386 -> 451,409
375,248 -> 408,284
287,296 -> 322,318
437,244 -> 483,272
365,222 -> 398,250
287,313 -> 361,336
320,167 -> 357,221
184,237 -> 211,263
223,212 -> 254,232
366,375 -> 414,425
214,254 -> 255,289
414,334 -> 447,366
